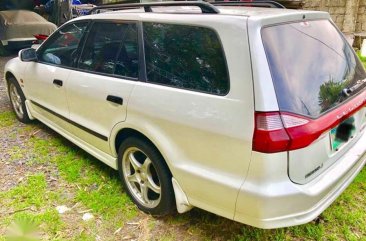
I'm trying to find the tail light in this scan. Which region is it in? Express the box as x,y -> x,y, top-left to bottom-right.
253,90 -> 366,153
34,34 -> 48,40
253,112 -> 309,153
33,34 -> 49,44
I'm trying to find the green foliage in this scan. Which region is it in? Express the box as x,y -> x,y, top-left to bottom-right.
7,146 -> 25,162
318,78 -> 345,112
317,50 -> 366,113
1,113 -> 139,239
357,51 -> 366,68
1,174 -> 48,209
11,209 -> 63,235
0,174 -> 63,240
0,111 -> 16,128
29,137 -> 138,221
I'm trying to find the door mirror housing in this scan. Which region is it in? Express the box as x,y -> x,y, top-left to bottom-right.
19,48 -> 38,62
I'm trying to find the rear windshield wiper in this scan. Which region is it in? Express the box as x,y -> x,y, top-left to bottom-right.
342,78 -> 366,97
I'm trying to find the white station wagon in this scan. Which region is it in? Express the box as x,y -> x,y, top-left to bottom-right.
4,1 -> 366,229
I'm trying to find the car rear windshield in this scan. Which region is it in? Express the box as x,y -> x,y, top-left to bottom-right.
262,20 -> 366,118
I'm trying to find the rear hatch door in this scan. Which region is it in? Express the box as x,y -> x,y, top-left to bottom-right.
262,19 -> 366,184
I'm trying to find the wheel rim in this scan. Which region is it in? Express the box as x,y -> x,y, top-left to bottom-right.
9,83 -> 24,119
122,147 -> 161,208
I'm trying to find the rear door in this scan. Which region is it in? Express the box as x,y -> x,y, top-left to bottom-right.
261,20 -> 366,184
66,21 -> 139,154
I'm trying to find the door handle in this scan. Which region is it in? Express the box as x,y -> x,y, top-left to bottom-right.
53,79 -> 63,87
106,95 -> 123,105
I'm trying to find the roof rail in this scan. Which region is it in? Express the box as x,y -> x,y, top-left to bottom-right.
89,1 -> 220,15
211,1 -> 285,9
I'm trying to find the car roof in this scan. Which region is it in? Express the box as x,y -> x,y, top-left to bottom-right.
218,6 -> 313,17
72,5 -> 329,25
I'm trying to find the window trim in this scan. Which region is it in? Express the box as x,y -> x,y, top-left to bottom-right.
138,21 -> 147,82
141,21 -> 231,96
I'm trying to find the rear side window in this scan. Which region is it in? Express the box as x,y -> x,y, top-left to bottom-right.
78,22 -> 138,78
143,23 -> 229,95
262,20 -> 366,118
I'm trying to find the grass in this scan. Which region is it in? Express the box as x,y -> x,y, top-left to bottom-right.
0,119 -> 138,239
0,53 -> 365,240
0,174 -> 63,239
0,111 -> 16,128
30,137 -> 138,220
357,50 -> 366,68
1,111 -> 365,241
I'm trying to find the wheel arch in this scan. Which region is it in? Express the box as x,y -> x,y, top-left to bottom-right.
113,127 -> 193,213
3,56 -> 28,89
5,71 -> 24,96
5,71 -> 16,85
114,128 -> 153,159
113,128 -> 172,175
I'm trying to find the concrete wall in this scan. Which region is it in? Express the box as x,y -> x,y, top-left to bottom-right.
357,0 -> 366,32
303,0 -> 365,34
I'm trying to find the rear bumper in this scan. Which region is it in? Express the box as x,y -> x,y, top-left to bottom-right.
234,130 -> 366,229
1,38 -> 35,49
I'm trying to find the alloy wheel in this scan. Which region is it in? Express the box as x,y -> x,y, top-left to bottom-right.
122,147 -> 162,208
9,83 -> 24,119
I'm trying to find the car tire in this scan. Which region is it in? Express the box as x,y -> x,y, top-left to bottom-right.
7,77 -> 31,123
118,137 -> 176,216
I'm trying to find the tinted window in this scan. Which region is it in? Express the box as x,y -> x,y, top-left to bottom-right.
78,22 -> 138,78
262,20 -> 366,118
38,22 -> 88,66
143,23 -> 229,95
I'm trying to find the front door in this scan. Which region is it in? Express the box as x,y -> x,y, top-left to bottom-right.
25,21 -> 88,122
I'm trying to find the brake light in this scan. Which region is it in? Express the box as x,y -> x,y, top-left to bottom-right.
34,34 -> 48,40
253,90 -> 366,153
253,112 -> 290,153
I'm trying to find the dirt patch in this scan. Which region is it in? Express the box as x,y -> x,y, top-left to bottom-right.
0,123 -> 103,240
0,55 -> 15,112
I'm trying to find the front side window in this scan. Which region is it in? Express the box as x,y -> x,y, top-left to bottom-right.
143,23 -> 229,95
78,22 -> 138,78
38,22 -> 88,67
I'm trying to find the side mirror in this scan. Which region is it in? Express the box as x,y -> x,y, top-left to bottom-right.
19,48 -> 37,62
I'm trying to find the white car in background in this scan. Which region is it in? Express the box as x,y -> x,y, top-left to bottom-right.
0,10 -> 56,50
3,1 -> 366,229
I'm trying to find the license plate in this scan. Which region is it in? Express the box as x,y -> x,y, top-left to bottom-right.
330,116 -> 356,151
